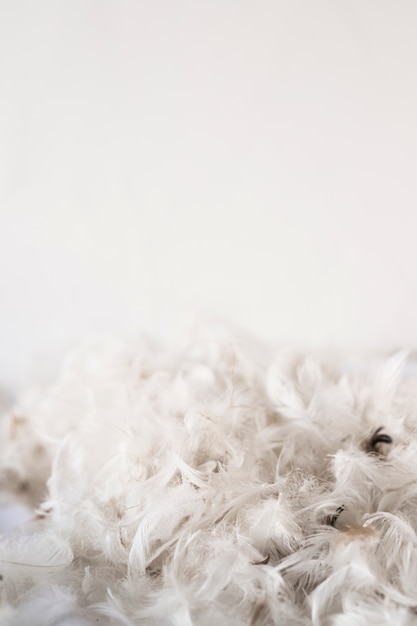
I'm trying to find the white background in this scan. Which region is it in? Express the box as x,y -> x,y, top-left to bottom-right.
1,1 -> 417,391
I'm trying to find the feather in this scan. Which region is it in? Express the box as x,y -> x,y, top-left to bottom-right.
1,330 -> 417,624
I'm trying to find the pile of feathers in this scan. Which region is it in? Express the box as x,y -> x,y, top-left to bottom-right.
1,327 -> 417,625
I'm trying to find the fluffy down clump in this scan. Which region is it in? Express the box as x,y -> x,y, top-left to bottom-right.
1,331 -> 417,625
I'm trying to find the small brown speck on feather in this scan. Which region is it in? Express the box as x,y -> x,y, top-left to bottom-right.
8,414 -> 27,439
337,525 -> 376,542
251,555 -> 270,565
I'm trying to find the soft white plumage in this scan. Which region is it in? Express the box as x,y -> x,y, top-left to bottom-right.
1,330 -> 417,625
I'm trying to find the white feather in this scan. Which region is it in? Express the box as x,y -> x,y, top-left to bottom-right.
1,330 -> 417,624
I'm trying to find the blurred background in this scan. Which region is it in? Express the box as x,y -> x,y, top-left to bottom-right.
1,0 -> 417,392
